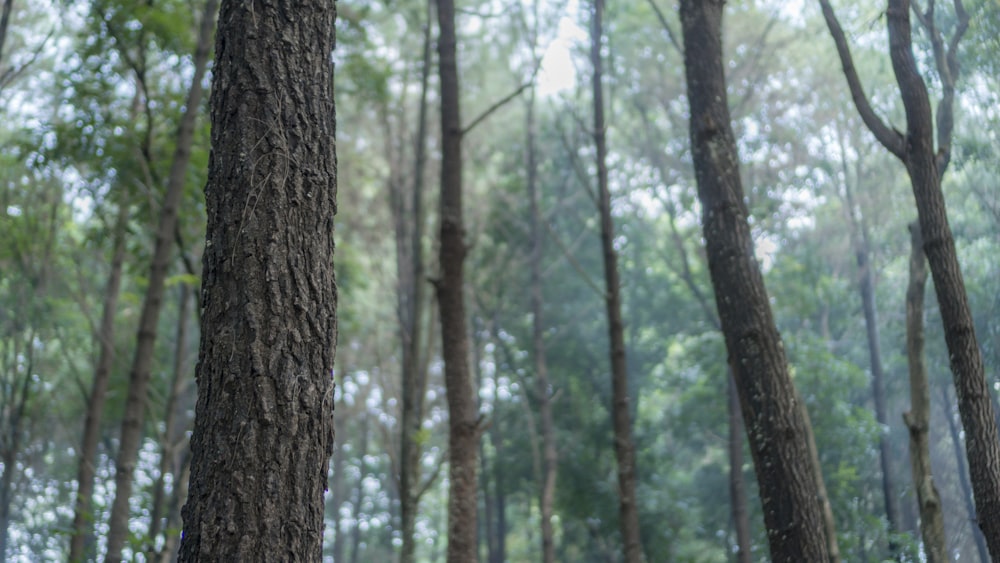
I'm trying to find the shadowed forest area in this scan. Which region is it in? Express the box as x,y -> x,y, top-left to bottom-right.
1,0 -> 1000,561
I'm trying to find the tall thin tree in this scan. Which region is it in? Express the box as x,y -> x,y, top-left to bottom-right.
679,0 -> 836,559
177,0 -> 338,559
589,1 -> 644,561
819,1 -> 1000,555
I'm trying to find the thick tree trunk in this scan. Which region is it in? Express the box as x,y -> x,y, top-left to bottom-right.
177,0 -> 337,560
69,204 -> 128,563
589,3 -> 644,561
942,383 -> 990,563
679,1 -> 835,560
104,2 -> 217,559
901,222 -> 949,563
434,1 -> 481,561
526,87 -> 558,563
399,5 -> 432,562
727,370 -> 752,563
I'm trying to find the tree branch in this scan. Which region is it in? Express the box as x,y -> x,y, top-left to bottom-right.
462,65 -> 540,135
818,0 -> 906,159
644,0 -> 682,54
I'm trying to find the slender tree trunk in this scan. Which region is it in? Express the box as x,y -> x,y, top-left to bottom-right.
69,204 -> 128,563
350,414 -> 370,563
434,0 -> 481,560
901,222 -> 949,563
156,448 -> 191,563
146,284 -> 192,557
526,86 -> 558,563
399,5 -> 433,562
822,1 -> 1000,554
845,180 -> 902,550
679,1 -> 835,560
104,2 -> 217,559
727,370 -> 752,563
0,333 -> 33,562
589,3 -> 644,561
331,400 -> 346,563
942,383 -> 990,563
177,0 -> 337,560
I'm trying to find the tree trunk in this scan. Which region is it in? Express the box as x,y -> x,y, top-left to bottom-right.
942,383 -> 990,563
331,402 -> 346,563
844,174 -> 902,550
177,0 -> 338,560
146,283 -> 192,557
399,5 -> 433,562
821,1 -> 1000,554
901,222 -> 949,563
69,203 -> 128,563
434,0 -> 481,561
104,1 -> 217,559
350,414 -> 370,563
727,370 -> 752,563
526,85 -> 558,563
679,1 -> 835,560
589,3 -> 644,561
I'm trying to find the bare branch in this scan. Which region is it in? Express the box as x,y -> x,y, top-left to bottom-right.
818,0 -> 906,159
644,0 -> 682,54
462,64 -> 540,135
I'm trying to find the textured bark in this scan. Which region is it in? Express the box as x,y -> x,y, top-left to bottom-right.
821,1 -> 1000,555
727,370 -> 752,563
526,87 -> 558,563
399,5 -> 433,562
901,222 -> 949,563
69,204 -> 128,563
679,1 -> 834,560
434,1 -> 481,561
589,3 -> 644,561
177,0 -> 337,560
104,2 -> 217,559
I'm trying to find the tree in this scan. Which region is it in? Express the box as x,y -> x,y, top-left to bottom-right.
434,0 -> 482,559
819,0 -> 1000,555
678,0 -> 836,560
177,0 -> 337,559
589,2 -> 645,561
103,1 -> 218,558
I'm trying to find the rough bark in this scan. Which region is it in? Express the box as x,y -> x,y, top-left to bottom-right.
589,2 -> 644,561
177,0 -> 338,560
727,370 -> 752,563
399,4 -> 433,562
526,86 -> 558,563
69,204 -> 128,563
679,1 -> 835,560
821,1 -> 1000,555
104,1 -> 218,559
902,222 -> 949,563
434,0 -> 481,561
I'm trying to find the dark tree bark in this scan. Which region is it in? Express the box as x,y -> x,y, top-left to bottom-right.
902,222 -> 949,563
399,5 -> 433,562
177,0 -> 338,560
820,1 -> 1000,555
679,1 -> 835,560
69,204 -> 128,563
104,1 -> 218,559
727,370 -> 752,563
589,2 -> 644,561
434,0 -> 482,560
